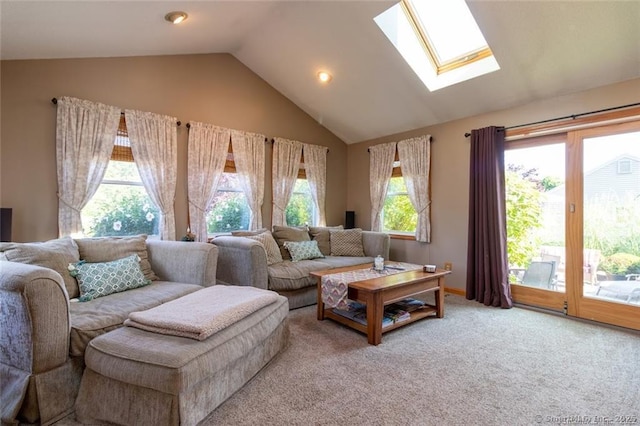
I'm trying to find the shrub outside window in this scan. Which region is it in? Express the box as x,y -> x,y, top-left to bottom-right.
382,176 -> 417,234
81,161 -> 160,237
206,172 -> 250,233
286,178 -> 315,227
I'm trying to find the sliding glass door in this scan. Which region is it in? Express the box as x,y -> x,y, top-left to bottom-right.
566,123 -> 640,330
506,119 -> 640,330
505,139 -> 567,312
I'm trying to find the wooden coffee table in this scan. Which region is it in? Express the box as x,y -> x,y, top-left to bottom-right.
311,264 -> 451,345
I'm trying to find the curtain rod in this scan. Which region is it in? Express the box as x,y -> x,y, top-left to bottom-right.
51,98 -> 182,126
185,123 -> 273,144
367,135 -> 433,152
271,138 -> 329,153
463,101 -> 640,138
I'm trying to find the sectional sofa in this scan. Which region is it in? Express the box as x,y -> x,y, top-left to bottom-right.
0,235 -> 289,425
213,226 -> 391,309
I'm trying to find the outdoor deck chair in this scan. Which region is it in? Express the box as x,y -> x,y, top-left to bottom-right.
595,274 -> 640,303
520,261 -> 557,290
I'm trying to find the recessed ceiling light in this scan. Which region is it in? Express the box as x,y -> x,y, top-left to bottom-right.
165,11 -> 188,24
317,71 -> 332,83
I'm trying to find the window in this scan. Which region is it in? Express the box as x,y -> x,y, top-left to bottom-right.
374,0 -> 499,91
205,144 -> 251,233
286,178 -> 315,226
206,172 -> 250,233
283,151 -> 317,227
382,159 -> 417,234
81,116 -> 160,237
617,159 -> 632,174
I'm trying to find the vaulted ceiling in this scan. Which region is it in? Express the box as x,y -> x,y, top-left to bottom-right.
2,1 -> 639,143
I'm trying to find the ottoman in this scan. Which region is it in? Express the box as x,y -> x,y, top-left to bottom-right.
75,293 -> 289,426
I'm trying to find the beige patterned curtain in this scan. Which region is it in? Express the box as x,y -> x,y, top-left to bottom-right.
369,142 -> 396,232
125,109 -> 178,240
187,122 -> 231,242
272,138 -> 303,227
397,135 -> 432,242
56,96 -> 121,237
303,143 -> 328,226
231,129 -> 265,230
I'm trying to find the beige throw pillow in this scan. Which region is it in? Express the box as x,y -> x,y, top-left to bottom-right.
243,231 -> 283,265
309,225 -> 343,256
330,228 -> 365,257
74,234 -> 158,281
272,225 -> 310,260
0,236 -> 81,298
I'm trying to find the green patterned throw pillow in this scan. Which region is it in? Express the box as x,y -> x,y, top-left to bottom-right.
69,254 -> 151,302
284,240 -> 325,262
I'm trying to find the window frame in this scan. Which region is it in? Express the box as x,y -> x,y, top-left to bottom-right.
400,0 -> 494,75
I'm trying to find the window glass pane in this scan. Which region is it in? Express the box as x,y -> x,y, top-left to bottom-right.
82,160 -> 159,237
206,172 -> 250,233
103,160 -> 141,182
286,179 -> 314,227
504,143 -> 566,291
407,0 -> 488,64
82,184 -> 159,237
382,177 -> 417,232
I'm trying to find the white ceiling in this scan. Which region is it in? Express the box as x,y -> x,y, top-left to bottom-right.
2,1 -> 639,144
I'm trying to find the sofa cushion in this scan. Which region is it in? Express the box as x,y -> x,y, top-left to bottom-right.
318,255 -> 375,269
0,236 -> 81,298
267,259 -> 330,292
70,254 -> 151,302
69,281 -> 203,357
330,228 -> 365,257
272,225 -> 310,260
75,235 -> 158,281
284,240 -> 324,262
308,225 -> 343,256
243,231 -> 283,265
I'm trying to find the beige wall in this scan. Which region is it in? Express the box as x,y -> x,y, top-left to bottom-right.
0,54 -> 348,242
347,78 -> 640,291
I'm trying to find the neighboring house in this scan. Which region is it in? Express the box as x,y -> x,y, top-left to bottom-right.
541,154 -> 640,239
539,154 -> 640,283
545,153 -> 640,204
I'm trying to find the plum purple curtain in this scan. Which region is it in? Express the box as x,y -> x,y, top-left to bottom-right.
465,126 -> 513,308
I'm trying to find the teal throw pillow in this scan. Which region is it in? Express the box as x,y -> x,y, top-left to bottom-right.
69,254 -> 151,302
284,240 -> 325,262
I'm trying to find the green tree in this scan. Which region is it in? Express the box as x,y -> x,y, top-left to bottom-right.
505,169 -> 543,268
383,177 -> 417,232
286,179 -> 314,226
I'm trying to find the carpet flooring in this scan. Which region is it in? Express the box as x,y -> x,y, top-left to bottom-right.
60,294 -> 640,425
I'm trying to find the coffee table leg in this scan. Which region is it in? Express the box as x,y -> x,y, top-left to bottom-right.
366,292 -> 384,345
317,277 -> 325,320
436,276 -> 445,318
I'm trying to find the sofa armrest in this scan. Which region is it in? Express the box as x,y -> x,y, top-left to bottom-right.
0,262 -> 70,375
362,231 -> 390,259
146,240 -> 217,286
211,236 -> 269,290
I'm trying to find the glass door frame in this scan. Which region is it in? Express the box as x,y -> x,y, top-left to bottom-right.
506,107 -> 640,330
565,120 -> 640,330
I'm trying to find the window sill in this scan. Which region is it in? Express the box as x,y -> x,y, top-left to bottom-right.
388,233 -> 415,241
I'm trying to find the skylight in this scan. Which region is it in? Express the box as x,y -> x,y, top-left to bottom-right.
375,0 -> 500,91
